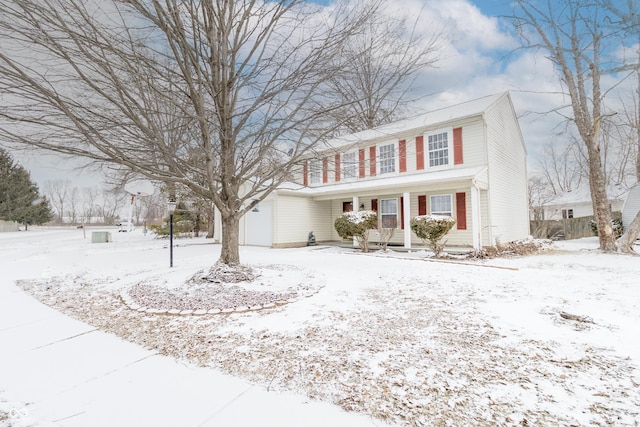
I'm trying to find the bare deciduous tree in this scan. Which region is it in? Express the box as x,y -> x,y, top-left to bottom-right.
99,189 -> 124,226
44,180 -> 71,224
511,0 -> 637,252
81,187 -> 99,224
0,0 -> 386,269
537,137 -> 584,195
67,186 -> 79,225
326,1 -> 447,132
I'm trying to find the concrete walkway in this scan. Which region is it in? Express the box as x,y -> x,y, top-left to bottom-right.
0,229 -> 387,427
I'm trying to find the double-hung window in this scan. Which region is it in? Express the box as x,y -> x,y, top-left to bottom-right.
380,198 -> 398,228
342,152 -> 356,180
430,194 -> 452,216
427,130 -> 451,168
562,209 -> 574,219
379,143 -> 396,174
309,160 -> 321,185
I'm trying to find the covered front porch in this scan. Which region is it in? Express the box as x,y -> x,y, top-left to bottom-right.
279,166 -> 490,250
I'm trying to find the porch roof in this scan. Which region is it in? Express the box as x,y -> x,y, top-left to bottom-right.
277,166 -> 488,200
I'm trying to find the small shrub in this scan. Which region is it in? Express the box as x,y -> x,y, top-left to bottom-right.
410,215 -> 456,258
334,210 -> 378,252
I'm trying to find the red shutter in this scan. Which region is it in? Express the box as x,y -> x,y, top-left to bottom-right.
416,135 -> 424,170
418,195 -> 427,216
453,127 -> 463,165
322,157 -> 328,183
456,192 -> 467,230
335,154 -> 341,182
303,161 -> 308,186
399,139 -> 407,172
371,198 -> 378,229
400,196 -> 404,229
359,149 -> 365,178
369,146 -> 376,176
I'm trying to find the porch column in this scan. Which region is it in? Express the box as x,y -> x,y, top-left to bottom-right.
352,195 -> 359,247
403,192 -> 411,249
471,183 -> 482,250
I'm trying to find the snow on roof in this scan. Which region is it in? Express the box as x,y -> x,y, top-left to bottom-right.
547,183 -> 629,206
318,92 -> 508,151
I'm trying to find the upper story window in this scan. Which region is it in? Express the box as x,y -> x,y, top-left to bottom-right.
342,152 -> 357,180
309,160 -> 321,185
379,143 -> 396,174
430,194 -> 452,216
427,129 -> 452,168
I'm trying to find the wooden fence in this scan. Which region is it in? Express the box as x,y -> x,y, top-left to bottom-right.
530,212 -> 622,240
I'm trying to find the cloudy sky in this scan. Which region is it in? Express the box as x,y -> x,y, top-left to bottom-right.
10,0 -> 634,190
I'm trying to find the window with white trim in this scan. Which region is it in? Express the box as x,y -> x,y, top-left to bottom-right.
380,198 -> 398,228
427,130 -> 451,168
379,143 -> 396,174
430,194 -> 452,216
562,209 -> 573,219
342,152 -> 356,180
309,160 -> 321,184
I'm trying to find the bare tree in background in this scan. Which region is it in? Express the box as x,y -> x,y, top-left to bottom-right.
100,189 -> 125,226
327,1 -> 446,133
511,0 -> 637,252
0,0 -> 386,269
616,93 -> 640,183
598,119 -> 636,186
603,0 -> 640,183
67,186 -> 79,225
44,180 -> 71,224
81,187 -> 99,224
537,137 -> 584,195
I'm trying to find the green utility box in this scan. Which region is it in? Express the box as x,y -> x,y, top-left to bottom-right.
91,231 -> 112,243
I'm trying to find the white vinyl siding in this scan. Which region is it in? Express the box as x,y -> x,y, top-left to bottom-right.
622,184 -> 640,229
271,195 -> 332,247
484,93 -> 529,244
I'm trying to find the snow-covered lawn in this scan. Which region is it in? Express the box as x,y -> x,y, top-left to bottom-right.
3,228 -> 640,426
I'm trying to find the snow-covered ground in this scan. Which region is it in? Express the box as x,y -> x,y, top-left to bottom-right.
1,227 -> 639,426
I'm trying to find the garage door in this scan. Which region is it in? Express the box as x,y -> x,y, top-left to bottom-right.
245,202 -> 272,246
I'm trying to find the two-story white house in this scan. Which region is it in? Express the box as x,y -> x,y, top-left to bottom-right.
218,92 -> 529,250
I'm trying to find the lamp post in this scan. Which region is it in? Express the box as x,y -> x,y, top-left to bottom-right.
167,199 -> 177,268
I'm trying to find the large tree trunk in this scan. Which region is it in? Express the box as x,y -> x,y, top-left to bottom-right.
617,210 -> 640,253
219,213 -> 240,265
586,138 -> 616,251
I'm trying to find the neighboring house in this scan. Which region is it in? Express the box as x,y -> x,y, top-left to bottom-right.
216,92 -> 530,250
622,183 -> 640,230
540,184 -> 628,220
